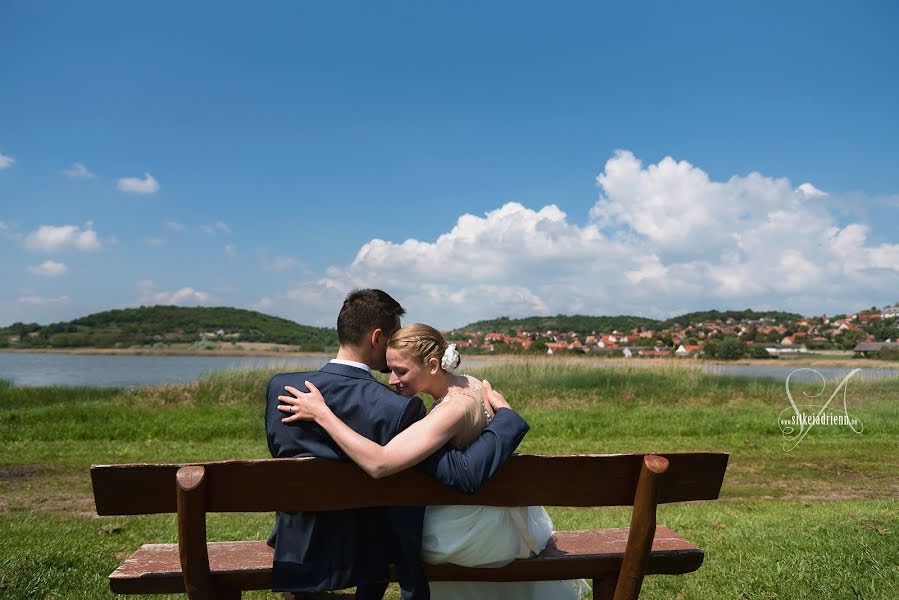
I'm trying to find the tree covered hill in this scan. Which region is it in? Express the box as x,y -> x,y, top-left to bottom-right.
1,305 -> 337,350
456,309 -> 807,336
455,314 -> 661,335
0,306 -> 821,350
659,309 -> 804,328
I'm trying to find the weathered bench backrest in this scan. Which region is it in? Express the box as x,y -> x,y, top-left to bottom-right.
93,452 -> 728,600
92,452 -> 728,515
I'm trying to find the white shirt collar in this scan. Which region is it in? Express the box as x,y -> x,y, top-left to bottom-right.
329,358 -> 371,373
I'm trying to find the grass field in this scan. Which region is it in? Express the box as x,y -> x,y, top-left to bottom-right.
1,362 -> 897,599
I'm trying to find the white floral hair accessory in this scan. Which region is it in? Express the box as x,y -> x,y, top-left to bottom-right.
441,343 -> 461,372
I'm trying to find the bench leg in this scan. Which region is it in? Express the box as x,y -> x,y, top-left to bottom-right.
594,576 -> 618,600
215,586 -> 241,599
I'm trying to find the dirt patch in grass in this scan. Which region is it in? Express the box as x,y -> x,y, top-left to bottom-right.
0,466 -> 95,516
0,465 -> 43,479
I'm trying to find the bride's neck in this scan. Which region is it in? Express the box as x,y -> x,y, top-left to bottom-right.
428,371 -> 464,401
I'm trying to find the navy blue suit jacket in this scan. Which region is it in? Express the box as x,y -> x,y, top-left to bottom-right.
264,362 -> 529,599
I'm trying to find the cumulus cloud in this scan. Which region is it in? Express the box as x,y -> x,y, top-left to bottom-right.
796,182 -> 827,198
258,151 -> 899,327
137,280 -> 211,305
24,223 -> 103,252
117,172 -> 159,194
224,244 -> 236,256
18,295 -> 70,305
0,153 -> 14,169
28,260 -> 69,277
166,221 -> 185,232
61,162 -> 95,179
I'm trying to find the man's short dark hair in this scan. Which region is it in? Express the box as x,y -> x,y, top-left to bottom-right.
337,289 -> 405,346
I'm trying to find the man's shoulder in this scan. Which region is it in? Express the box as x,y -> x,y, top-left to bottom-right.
268,369 -> 420,410
266,370 -> 318,396
268,370 -> 319,383
351,377 -> 422,410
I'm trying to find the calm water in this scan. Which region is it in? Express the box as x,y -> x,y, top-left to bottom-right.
0,353 -> 334,388
0,352 -> 896,388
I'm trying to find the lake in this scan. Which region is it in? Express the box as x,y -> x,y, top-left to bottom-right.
0,352 -> 896,388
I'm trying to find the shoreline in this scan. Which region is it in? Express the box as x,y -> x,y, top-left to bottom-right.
0,344 -> 320,358
1,346 -> 897,369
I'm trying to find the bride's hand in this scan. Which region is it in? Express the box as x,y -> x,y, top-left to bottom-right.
483,380 -> 511,412
278,381 -> 329,423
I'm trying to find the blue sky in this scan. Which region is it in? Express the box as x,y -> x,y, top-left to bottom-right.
2,1 -> 898,329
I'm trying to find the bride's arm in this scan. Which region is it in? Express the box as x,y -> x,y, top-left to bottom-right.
278,382 -> 467,479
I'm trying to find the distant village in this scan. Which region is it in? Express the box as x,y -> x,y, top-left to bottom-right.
448,305 -> 899,359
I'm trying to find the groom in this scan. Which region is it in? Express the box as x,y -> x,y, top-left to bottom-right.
265,289 -> 529,600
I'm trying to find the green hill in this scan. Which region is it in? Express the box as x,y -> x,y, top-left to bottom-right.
456,309 -> 807,336
0,305 -> 337,350
659,309 -> 804,328
455,314 -> 661,335
1,306 -> 815,351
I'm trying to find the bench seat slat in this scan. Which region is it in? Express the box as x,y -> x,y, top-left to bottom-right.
108,527 -> 703,594
93,453 -> 728,516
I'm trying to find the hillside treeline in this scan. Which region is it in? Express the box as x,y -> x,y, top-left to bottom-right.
457,309 -> 801,336
1,306 -> 337,351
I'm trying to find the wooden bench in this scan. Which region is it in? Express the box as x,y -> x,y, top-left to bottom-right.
91,452 -> 728,600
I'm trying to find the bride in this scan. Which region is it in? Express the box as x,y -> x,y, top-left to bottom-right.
277,323 -> 590,600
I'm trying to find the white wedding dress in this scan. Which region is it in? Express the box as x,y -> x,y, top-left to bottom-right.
421,377 -> 591,600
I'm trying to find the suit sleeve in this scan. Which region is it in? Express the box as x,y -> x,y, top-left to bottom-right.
414,407 -> 529,495
396,395 -> 427,433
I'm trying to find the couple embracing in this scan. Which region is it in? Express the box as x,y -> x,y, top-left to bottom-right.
265,289 -> 589,600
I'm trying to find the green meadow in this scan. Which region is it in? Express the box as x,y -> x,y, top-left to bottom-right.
1,362 -> 897,599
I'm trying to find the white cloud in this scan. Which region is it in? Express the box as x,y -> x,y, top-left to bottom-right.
137,280 -> 212,305
24,223 -> 103,252
28,260 -> 69,277
166,221 -> 185,232
18,295 -> 70,305
61,162 -> 95,179
117,172 -> 159,194
796,182 -> 827,198
0,153 -> 14,169
256,151 -> 899,327
224,244 -> 236,256
145,237 -> 166,247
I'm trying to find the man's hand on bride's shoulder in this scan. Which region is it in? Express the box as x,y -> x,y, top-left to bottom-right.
483,380 -> 511,412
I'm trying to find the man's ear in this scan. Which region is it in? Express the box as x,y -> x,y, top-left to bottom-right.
369,328 -> 383,348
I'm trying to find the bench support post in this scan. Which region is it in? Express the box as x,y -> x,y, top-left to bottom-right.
612,454 -> 669,600
594,575 -> 618,600
177,465 -> 215,600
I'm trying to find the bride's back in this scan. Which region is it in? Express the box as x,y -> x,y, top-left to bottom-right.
433,376 -> 494,449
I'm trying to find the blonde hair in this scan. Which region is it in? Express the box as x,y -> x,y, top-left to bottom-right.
388,323 -> 455,369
